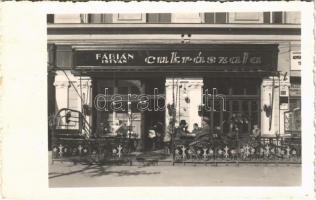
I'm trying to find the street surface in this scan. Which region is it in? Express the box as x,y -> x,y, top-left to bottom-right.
49,161 -> 301,187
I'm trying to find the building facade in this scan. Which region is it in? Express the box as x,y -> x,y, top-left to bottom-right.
47,12 -> 301,157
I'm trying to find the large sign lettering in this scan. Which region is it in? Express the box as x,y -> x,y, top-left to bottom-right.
73,44 -> 277,71
144,51 -> 262,65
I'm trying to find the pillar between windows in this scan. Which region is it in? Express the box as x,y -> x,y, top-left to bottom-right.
261,76 -> 290,136
165,78 -> 203,132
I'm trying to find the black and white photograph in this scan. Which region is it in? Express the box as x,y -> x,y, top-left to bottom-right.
0,2 -> 314,199
47,12 -> 302,187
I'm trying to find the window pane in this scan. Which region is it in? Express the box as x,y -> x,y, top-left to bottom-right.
102,87 -> 113,96
232,87 -> 243,95
232,101 -> 239,112
251,100 -> 259,111
225,100 -> 231,112
222,112 -> 230,133
242,101 -> 249,112
285,12 -> 300,24
172,13 -> 203,23
113,14 -> 146,23
213,112 -> 220,128
220,87 -> 229,95
116,113 -> 128,122
54,14 -> 82,23
115,102 -> 128,113
214,100 -> 221,111
293,109 -> 301,131
159,13 -> 171,23
157,97 -> 165,111
272,12 -> 283,24
89,14 -> 103,23
246,85 -> 258,95
68,86 -> 78,110
47,14 -> 54,23
229,12 -> 263,23
118,87 -> 128,94
147,13 -> 171,23
234,12 -> 260,20
263,12 -> 270,24
251,112 -> 259,127
215,13 -> 227,24
290,99 -> 301,110
118,14 -> 143,20
204,13 -> 215,24
131,86 -> 140,95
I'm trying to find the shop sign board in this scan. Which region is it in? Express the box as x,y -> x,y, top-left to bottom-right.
73,44 -> 278,72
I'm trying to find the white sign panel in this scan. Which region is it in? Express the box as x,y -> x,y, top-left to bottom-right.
291,51 -> 301,70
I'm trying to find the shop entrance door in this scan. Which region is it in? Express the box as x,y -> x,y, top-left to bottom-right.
142,77 -> 165,151
94,79 -> 143,139
94,78 -> 166,152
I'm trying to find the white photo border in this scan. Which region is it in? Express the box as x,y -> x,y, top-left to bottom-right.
0,1 -> 314,199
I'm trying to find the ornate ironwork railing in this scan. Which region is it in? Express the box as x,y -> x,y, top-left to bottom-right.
51,108 -> 139,164
173,135 -> 301,164
51,109 -> 301,165
51,136 -> 139,164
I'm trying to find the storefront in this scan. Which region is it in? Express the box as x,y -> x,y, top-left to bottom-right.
53,44 -> 277,150
47,11 -> 302,164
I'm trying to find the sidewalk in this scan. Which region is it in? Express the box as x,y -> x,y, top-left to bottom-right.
49,161 -> 301,187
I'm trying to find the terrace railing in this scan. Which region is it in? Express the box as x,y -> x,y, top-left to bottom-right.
172,134 -> 301,164
51,109 -> 301,165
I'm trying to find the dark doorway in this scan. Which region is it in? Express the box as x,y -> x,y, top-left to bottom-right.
143,77 -> 165,151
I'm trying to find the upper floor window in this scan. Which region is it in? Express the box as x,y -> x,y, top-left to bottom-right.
229,12 -> 264,24
112,13 -> 146,23
171,13 -> 204,23
204,13 -> 227,24
54,14 -> 82,23
284,12 -> 300,24
263,12 -> 300,24
50,12 -> 300,25
88,14 -> 112,23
